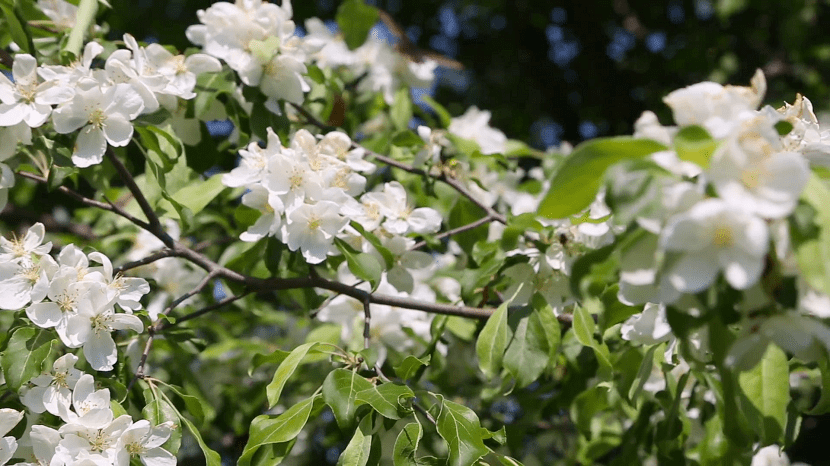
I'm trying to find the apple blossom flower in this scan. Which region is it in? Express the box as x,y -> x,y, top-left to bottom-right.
708,116 -> 810,219
621,303 -> 673,345
0,254 -> 56,310
449,106 -> 507,155
88,252 -> 150,312
372,182 -> 442,235
51,82 -> 144,167
15,424 -> 62,466
0,222 -> 52,265
663,69 -> 766,138
63,288 -> 144,371
115,420 -> 176,466
58,414 -> 132,463
38,0 -> 78,29
144,43 -> 222,99
284,201 -> 348,264
660,198 -> 768,293
20,353 -> 84,416
0,54 -> 73,128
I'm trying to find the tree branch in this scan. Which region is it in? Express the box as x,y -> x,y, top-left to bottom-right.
105,149 -> 175,247
17,171 -> 151,230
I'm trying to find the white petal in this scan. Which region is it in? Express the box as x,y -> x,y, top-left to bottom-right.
84,331 -> 117,371
72,127 -> 107,167
26,301 -> 63,328
667,251 -> 719,293
102,115 -> 133,147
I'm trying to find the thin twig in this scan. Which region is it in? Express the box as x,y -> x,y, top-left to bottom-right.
105,149 -> 175,247
410,214 -> 495,250
17,171 -> 151,229
158,270 -> 218,320
127,333 -> 155,391
114,249 -> 177,274
160,292 -> 251,329
413,401 -> 437,425
362,295 -> 372,350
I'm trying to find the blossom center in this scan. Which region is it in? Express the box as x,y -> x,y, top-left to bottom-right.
712,225 -> 734,247
307,215 -> 322,231
88,108 -> 107,129
56,290 -> 77,312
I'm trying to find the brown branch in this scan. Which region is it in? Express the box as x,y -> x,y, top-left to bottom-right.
17,171 -> 151,230
114,249 -> 177,274
160,292 -> 251,329
362,295 -> 372,350
410,214 -> 495,250
105,149 -> 175,247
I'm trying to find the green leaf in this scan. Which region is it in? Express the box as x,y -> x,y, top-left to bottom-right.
64,0 -> 98,56
337,414 -> 374,466
168,174 -> 226,216
808,356 -> 830,415
391,87 -> 413,131
419,95 -> 452,128
572,302 -> 597,347
251,440 -> 296,466
571,385 -> 610,435
179,409 -> 222,466
434,395 -> 489,466
393,355 -> 431,381
322,368 -> 375,430
795,174 -> 830,295
738,344 -> 789,444
572,300 -> 613,377
141,395 -> 182,454
673,125 -> 719,169
627,344 -> 659,404
335,238 -> 383,290
158,382 -> 210,426
349,221 -> 395,269
538,137 -> 667,219
266,342 -> 324,408
531,295 -> 561,362
239,395 -> 319,466
335,0 -> 379,50
503,308 -> 551,388
0,327 -> 54,391
355,383 -> 415,419
393,421 -> 423,466
0,2 -> 33,54
475,298 -> 512,379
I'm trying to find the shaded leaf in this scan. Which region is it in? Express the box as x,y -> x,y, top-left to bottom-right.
323,369 -> 374,430
239,395 -> 319,466
393,421 -> 423,466
434,395 -> 489,466
539,137 -> 667,219
355,383 -> 415,419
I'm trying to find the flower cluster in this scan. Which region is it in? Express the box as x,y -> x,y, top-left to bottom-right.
186,0 -> 314,112
10,358 -> 176,466
304,18 -> 437,105
223,128 -> 442,266
0,35 -> 220,171
610,71 -> 830,368
0,223 -> 150,371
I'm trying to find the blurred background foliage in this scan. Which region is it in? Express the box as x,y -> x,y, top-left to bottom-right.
105,0 -> 830,149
